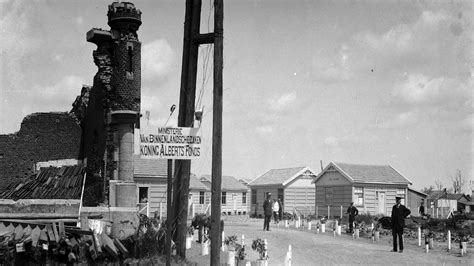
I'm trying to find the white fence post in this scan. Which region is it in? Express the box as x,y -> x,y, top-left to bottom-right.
221,231 -> 225,252
447,230 -> 451,250
418,227 -> 421,246
327,206 -> 330,219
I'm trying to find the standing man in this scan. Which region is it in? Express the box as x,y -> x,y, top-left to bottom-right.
263,193 -> 272,231
391,196 -> 411,253
419,201 -> 425,217
346,202 -> 359,233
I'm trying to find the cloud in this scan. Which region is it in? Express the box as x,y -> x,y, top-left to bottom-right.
141,39 -> 175,82
391,74 -> 469,106
268,92 -> 296,111
323,133 -> 382,147
0,0 -> 41,91
311,45 -> 354,83
386,73 -> 472,130
351,9 -> 472,77
377,111 -> 418,129
0,75 -> 85,133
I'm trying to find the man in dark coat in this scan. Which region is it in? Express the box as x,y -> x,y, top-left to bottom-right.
346,202 -> 359,233
391,196 -> 411,253
263,193 -> 272,231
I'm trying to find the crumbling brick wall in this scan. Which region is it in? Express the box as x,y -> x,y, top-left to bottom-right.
0,112 -> 82,191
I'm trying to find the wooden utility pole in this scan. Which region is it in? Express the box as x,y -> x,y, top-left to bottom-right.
210,0 -> 223,265
166,159 -> 173,266
173,0 -> 218,259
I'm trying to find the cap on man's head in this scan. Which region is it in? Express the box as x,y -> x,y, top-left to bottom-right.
395,196 -> 402,201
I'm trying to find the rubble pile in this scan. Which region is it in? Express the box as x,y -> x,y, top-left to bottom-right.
0,220 -> 128,264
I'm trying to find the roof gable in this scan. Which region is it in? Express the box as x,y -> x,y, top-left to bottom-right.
133,155 -> 167,177
427,190 -> 447,200
249,166 -> 317,187
190,174 -> 210,191
313,162 -> 412,185
199,175 -> 248,191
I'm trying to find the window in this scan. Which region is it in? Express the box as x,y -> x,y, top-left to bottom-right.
242,192 -> 247,204
251,190 -> 256,204
354,187 -> 364,206
138,187 -> 148,203
278,188 -> 284,203
222,192 -> 226,205
396,189 -> 406,205
126,42 -> 134,79
199,191 -> 205,204
325,187 -> 333,205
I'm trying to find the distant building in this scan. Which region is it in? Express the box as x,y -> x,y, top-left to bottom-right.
406,187 -> 427,216
426,190 -> 472,216
312,162 -> 412,216
189,174 -> 211,215
200,175 -> 249,215
248,166 -> 317,217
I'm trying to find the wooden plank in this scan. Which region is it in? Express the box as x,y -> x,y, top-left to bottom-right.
58,221 -> 65,238
45,224 -> 55,242
52,222 -> 60,242
100,232 -> 118,258
80,216 -> 89,231
30,226 -> 41,246
65,228 -> 94,236
114,238 -> 129,258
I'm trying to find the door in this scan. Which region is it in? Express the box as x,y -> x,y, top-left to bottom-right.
233,194 -> 237,214
377,192 -> 385,214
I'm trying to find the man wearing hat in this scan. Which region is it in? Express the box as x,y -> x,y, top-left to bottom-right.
346,202 -> 359,233
263,192 -> 273,231
391,196 -> 411,253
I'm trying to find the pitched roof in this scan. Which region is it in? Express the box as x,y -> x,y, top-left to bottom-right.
189,174 -> 209,191
444,193 -> 467,200
408,187 -> 428,197
199,175 -> 248,191
249,166 -> 316,186
426,190 -> 447,200
313,162 -> 412,185
133,155 -> 167,177
0,165 -> 85,200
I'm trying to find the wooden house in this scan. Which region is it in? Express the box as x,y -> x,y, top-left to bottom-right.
248,166 -> 317,217
133,156 -> 210,218
200,175 -> 249,215
406,187 -> 427,216
426,190 -> 471,217
312,162 -> 412,217
189,174 -> 211,215
133,155 -> 168,217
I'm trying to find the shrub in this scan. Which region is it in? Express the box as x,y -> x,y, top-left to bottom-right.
251,238 -> 268,260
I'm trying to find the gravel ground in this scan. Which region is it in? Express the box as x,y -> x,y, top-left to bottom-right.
182,219 -> 472,265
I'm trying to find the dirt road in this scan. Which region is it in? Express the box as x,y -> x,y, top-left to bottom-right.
185,220 -> 472,265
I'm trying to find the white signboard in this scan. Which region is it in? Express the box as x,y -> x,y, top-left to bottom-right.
139,127 -> 201,159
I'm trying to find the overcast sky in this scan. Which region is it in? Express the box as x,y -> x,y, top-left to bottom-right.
1,0 -> 472,192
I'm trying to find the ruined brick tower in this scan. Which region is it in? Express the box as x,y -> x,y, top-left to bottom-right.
85,1 -> 142,237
